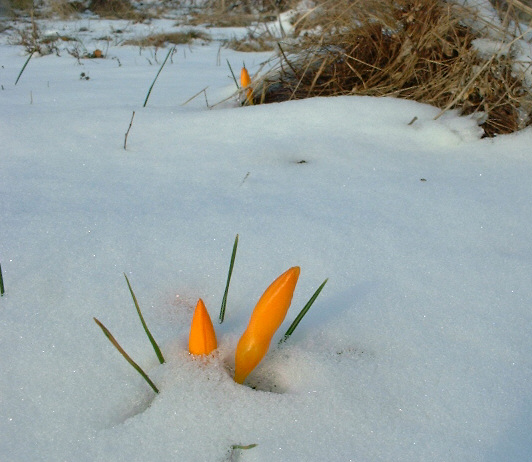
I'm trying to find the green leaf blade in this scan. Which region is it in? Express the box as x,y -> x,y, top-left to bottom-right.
124,274 -> 165,364
280,278 -> 328,344
143,45 -> 175,107
219,234 -> 239,324
94,317 -> 159,394
0,262 -> 4,296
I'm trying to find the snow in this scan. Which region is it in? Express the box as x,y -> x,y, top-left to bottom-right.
1,16 -> 532,462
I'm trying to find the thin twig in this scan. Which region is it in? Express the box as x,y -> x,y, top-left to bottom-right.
240,172 -> 250,186
124,111 -> 135,150
181,87 -> 209,106
277,42 -> 299,77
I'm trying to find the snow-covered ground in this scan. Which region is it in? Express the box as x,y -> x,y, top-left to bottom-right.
1,15 -> 532,462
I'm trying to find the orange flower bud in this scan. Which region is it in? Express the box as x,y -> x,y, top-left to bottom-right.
188,298 -> 217,355
234,267 -> 300,383
241,67 -> 251,87
240,67 -> 253,105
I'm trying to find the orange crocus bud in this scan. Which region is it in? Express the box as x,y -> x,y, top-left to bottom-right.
188,298 -> 217,355
240,66 -> 253,105
241,66 -> 251,87
234,267 -> 300,384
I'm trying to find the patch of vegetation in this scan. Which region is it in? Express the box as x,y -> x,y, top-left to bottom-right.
225,32 -> 275,52
8,0 -> 35,12
88,0 -> 146,20
187,11 -> 263,28
47,0 -> 86,19
489,0 -> 532,23
124,30 -> 210,47
249,0 -> 532,137
12,18 -> 64,55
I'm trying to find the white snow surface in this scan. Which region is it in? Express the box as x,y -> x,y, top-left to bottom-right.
1,19 -> 532,462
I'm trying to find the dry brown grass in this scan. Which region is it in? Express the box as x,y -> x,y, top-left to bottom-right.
123,30 -> 210,48
187,11 -> 264,28
248,0 -> 532,136
201,0 -> 288,15
47,0 -> 85,19
88,0 -> 147,20
225,33 -> 276,51
11,13 -> 73,55
491,0 -> 532,24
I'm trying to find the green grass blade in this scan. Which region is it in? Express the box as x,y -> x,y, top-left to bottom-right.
143,45 -> 176,107
280,278 -> 328,344
15,51 -> 34,86
219,234 -> 239,324
229,443 -> 257,461
124,274 -> 165,364
231,444 -> 257,450
0,262 -> 4,296
226,59 -> 239,89
93,317 -> 159,394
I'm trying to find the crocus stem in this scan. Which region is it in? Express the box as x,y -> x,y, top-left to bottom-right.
280,278 -> 328,344
219,234 -> 239,323
124,274 -> 165,364
94,317 -> 159,394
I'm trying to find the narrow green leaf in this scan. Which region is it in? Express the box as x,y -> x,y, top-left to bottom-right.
93,317 -> 159,394
226,59 -> 239,89
231,444 -> 258,450
124,274 -> 165,364
280,278 -> 328,344
219,234 -> 239,323
15,51 -> 34,86
0,262 -> 4,296
143,45 -> 175,107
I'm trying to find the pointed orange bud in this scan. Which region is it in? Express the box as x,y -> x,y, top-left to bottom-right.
240,67 -> 251,88
188,299 -> 217,355
234,266 -> 300,384
240,67 -> 253,105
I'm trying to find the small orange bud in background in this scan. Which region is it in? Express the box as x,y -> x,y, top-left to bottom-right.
240,67 -> 253,105
241,67 -> 251,87
188,299 -> 217,355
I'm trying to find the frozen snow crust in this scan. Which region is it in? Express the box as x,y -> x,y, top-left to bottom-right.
1,36 -> 532,462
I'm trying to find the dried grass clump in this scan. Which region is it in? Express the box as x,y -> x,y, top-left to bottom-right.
88,0 -> 145,20
124,30 -> 210,47
226,34 -> 276,51
202,0 -> 288,15
188,11 -> 265,28
12,17 -> 67,55
251,0 -> 532,136
47,0 -> 85,18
